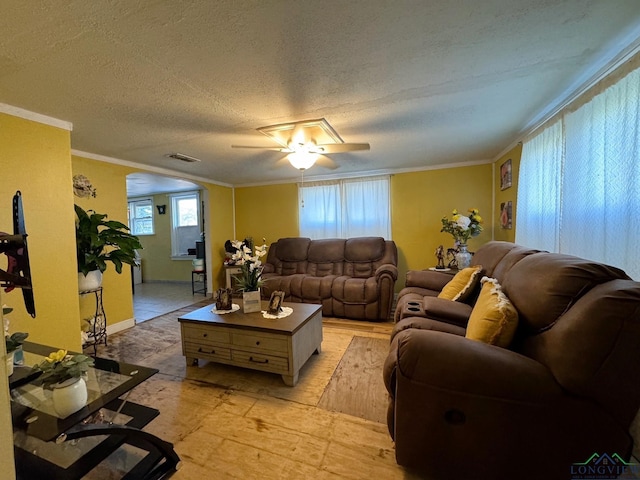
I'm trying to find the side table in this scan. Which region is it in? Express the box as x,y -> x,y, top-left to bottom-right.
224,265 -> 242,292
80,287 -> 107,355
191,270 -> 207,295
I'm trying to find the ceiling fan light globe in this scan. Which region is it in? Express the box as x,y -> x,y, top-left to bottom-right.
287,152 -> 318,170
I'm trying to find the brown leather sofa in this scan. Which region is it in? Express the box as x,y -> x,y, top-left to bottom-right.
383,241 -> 640,479
261,237 -> 397,321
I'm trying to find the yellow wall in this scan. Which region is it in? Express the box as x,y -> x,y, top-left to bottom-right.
0,113 -> 81,351
134,184 -> 234,291
391,164 -> 493,287
233,165 -> 493,292
493,144 -> 521,242
72,156 -> 138,328
207,183 -> 235,290
134,192 -> 195,282
234,183 -> 300,246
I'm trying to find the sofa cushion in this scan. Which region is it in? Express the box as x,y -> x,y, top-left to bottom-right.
502,252 -> 631,333
466,277 -> 519,347
275,237 -> 311,261
437,266 -> 483,302
344,237 -> 386,262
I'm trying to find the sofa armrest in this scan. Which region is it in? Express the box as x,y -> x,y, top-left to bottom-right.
393,328 -> 561,400
404,270 -> 452,292
421,297 -> 472,327
375,263 -> 398,281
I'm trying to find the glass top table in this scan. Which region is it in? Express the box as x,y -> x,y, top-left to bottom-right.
10,342 -> 179,479
10,341 -> 158,442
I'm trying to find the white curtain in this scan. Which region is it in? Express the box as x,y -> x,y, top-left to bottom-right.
516,121 -> 563,252
299,176 -> 391,239
298,181 -> 341,239
517,67 -> 640,279
563,68 -> 640,278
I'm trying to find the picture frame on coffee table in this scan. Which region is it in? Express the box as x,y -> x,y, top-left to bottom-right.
267,291 -> 285,315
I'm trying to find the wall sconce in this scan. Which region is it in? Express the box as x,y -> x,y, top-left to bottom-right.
156,205 -> 166,215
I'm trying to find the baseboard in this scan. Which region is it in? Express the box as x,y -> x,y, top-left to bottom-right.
138,280 -> 190,285
107,318 -> 135,336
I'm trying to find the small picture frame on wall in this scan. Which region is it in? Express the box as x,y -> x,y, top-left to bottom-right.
500,159 -> 512,190
500,201 -> 513,229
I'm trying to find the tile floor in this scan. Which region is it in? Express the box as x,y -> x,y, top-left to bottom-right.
133,281 -> 208,322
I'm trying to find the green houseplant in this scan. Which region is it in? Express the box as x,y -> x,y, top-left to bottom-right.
75,204 -> 142,289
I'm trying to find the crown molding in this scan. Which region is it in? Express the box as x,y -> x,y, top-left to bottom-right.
71,149 -> 233,188
0,103 -> 73,131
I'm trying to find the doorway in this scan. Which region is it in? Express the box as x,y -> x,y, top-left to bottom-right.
127,172 -> 210,322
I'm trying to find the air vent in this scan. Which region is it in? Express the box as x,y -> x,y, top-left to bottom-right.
165,153 -> 201,163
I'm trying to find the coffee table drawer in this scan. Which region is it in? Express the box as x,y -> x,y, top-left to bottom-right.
182,324 -> 230,344
184,342 -> 231,362
231,332 -> 288,354
231,350 -> 289,374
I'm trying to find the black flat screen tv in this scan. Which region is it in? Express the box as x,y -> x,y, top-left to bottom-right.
0,191 -> 36,317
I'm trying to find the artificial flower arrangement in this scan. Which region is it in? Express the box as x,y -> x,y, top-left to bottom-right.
4,305 -> 28,354
33,349 -> 94,388
441,208 -> 483,245
230,238 -> 268,292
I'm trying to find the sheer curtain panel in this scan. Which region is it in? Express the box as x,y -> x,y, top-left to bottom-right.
299,176 -> 391,239
516,121 -> 563,252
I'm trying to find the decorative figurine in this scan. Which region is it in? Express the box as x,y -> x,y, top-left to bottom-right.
435,245 -> 446,270
447,247 -> 459,269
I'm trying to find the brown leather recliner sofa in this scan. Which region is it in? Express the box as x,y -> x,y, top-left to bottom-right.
261,237 -> 398,321
383,241 -> 640,480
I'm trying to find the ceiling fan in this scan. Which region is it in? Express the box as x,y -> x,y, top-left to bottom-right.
231,118 -> 370,170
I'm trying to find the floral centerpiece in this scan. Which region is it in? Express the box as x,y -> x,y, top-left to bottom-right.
230,239 -> 268,292
34,349 -> 94,389
440,208 -> 483,245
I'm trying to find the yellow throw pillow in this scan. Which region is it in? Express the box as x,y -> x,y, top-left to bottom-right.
466,277 -> 519,347
437,265 -> 483,302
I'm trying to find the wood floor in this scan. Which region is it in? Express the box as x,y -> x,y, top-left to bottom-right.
84,301 -> 424,480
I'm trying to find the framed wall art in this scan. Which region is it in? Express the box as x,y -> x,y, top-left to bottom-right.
500,201 -> 513,229
500,159 -> 512,190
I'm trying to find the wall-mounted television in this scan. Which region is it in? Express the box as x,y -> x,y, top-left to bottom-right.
0,191 -> 36,317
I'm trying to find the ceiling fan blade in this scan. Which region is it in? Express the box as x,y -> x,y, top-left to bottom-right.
231,145 -> 290,152
314,143 -> 370,153
315,155 -> 339,170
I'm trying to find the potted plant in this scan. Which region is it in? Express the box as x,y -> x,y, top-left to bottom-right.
33,349 -> 94,417
230,239 -> 268,313
75,204 -> 143,291
4,305 -> 28,376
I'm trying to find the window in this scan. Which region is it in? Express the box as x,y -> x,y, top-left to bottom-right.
127,198 -> 154,235
517,66 -> 640,280
170,191 -> 201,257
299,176 -> 391,239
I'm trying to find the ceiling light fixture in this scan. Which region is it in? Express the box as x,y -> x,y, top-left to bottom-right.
286,142 -> 320,170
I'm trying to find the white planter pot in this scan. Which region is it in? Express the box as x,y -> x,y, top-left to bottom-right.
78,270 -> 103,292
52,377 -> 88,418
242,289 -> 262,313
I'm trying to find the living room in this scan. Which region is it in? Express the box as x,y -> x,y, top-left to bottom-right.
2,2 -> 640,479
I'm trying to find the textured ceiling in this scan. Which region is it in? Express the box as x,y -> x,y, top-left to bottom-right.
2,1 -> 640,188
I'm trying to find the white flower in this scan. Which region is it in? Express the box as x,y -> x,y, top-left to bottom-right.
456,215 -> 471,230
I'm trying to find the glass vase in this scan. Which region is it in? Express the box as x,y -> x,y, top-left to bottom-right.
455,244 -> 472,269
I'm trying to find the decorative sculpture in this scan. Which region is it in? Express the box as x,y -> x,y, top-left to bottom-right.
435,245 -> 446,270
